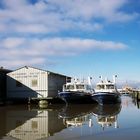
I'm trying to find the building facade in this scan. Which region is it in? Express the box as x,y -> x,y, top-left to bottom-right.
0,67 -> 12,101
7,66 -> 70,99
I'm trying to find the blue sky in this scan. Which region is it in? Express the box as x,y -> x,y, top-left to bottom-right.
0,0 -> 140,85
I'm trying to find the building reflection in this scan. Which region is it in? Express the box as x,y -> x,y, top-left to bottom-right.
0,105 -> 66,140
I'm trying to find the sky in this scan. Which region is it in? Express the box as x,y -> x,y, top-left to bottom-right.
0,0 -> 140,86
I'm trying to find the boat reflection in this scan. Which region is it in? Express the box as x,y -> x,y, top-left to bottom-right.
93,104 -> 121,129
59,103 -> 121,129
0,103 -> 122,140
59,104 -> 96,127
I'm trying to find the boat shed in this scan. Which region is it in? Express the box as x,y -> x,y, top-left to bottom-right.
7,66 -> 70,99
0,67 -> 12,101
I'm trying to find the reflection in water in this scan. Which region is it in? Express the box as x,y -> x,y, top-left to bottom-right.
137,100 -> 140,109
0,105 -> 66,140
93,104 -> 121,129
59,104 -> 96,128
2,96 -> 140,140
59,103 -> 121,130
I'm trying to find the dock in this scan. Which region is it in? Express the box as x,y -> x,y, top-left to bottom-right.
119,85 -> 140,101
29,96 -> 65,104
131,90 -> 140,101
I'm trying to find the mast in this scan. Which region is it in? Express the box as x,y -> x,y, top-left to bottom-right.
113,75 -> 117,84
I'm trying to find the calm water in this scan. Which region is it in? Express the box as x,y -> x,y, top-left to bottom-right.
0,95 -> 140,140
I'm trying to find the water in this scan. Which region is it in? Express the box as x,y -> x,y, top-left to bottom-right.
0,95 -> 140,140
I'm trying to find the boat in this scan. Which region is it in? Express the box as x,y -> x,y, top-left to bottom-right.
58,77 -> 95,104
92,75 -> 121,105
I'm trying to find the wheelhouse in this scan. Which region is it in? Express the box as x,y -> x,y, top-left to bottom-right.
96,83 -> 116,90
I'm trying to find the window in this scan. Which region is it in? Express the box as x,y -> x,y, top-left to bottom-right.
76,84 -> 84,89
106,85 -> 115,89
66,84 -> 74,90
32,79 -> 38,87
32,121 -> 38,129
16,80 -> 23,87
97,85 -> 105,90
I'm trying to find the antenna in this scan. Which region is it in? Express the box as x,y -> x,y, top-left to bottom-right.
113,75 -> 117,83
88,76 -> 92,85
99,76 -> 103,81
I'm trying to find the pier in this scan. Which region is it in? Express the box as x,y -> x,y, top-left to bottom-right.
128,90 -> 140,101
120,85 -> 140,101
133,91 -> 140,101
28,97 -> 65,108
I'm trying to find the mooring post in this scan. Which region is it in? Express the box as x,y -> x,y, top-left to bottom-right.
136,91 -> 138,100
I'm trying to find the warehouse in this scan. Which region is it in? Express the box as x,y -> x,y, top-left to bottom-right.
0,67 -> 12,102
7,66 -> 70,99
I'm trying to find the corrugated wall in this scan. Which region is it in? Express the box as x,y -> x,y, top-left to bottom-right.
48,73 -> 66,97
7,67 -> 48,98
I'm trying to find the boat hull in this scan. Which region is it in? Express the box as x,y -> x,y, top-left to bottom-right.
92,92 -> 121,105
58,91 -> 95,104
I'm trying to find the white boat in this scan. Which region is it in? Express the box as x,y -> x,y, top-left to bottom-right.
58,77 -> 95,104
92,75 -> 121,105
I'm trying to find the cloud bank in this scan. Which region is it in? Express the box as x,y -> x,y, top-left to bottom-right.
0,0 -> 138,68
0,0 -> 138,35
0,37 -> 127,68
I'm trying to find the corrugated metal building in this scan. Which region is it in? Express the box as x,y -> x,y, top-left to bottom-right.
7,66 -> 70,99
0,67 -> 12,101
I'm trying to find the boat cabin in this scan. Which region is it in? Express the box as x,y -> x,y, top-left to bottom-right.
95,80 -> 118,93
63,82 -> 93,93
96,82 -> 116,90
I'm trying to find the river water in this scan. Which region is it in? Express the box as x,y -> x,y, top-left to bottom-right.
0,95 -> 140,140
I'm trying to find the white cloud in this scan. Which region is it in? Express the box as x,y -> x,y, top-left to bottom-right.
46,0 -> 138,22
0,0 -> 138,35
0,58 -> 46,69
2,37 -> 25,48
0,0 -> 136,69
0,37 -> 127,68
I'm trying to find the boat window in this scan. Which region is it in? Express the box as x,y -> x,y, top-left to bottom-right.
106,85 -> 115,89
66,85 -> 74,90
86,85 -> 92,90
76,85 -> 85,89
97,85 -> 105,89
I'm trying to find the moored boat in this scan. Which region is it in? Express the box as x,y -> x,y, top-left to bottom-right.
58,77 -> 95,104
92,75 -> 121,105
